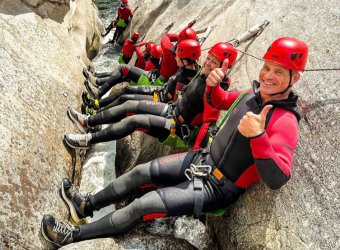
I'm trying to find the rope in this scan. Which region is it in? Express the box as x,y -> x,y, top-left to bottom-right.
305,68 -> 340,72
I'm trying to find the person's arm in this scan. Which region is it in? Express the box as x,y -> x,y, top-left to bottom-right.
205,60 -> 241,109
239,107 -> 299,189
137,41 -> 148,47
161,33 -> 179,51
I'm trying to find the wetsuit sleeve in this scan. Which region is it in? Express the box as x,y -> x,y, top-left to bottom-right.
192,93 -> 220,150
134,47 -> 145,69
161,33 -> 179,51
250,110 -> 299,190
137,42 -> 148,47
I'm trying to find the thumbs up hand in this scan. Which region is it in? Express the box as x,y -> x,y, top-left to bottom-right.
237,105 -> 273,138
206,59 -> 229,87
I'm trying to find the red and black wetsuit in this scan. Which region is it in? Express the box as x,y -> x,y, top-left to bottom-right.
206,84 -> 300,189
120,38 -> 137,64
112,5 -> 133,43
74,83 -> 300,241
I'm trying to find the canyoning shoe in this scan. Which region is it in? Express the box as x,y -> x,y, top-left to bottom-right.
81,104 -> 97,116
41,214 -> 79,247
67,107 -> 90,133
84,79 -> 100,99
64,133 -> 91,150
81,91 -> 99,109
61,178 -> 93,224
82,67 -> 89,79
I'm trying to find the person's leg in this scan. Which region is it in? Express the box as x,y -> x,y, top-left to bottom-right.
61,151 -> 197,222
64,110 -> 169,149
88,100 -> 167,126
98,94 -> 154,112
96,65 -> 149,98
89,113 -> 168,144
100,85 -> 157,108
42,170 -> 237,245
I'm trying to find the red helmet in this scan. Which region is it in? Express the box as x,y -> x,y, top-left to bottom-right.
131,32 -> 139,41
121,0 -> 128,4
208,42 -> 238,68
146,43 -> 154,54
263,37 -> 308,71
151,45 -> 163,59
178,27 -> 197,42
176,39 -> 201,60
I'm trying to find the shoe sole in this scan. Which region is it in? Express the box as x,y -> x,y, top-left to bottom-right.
64,137 -> 91,150
82,68 -> 89,79
40,222 -> 62,247
84,80 -> 98,99
67,108 -> 88,134
81,92 -> 90,107
61,181 -> 82,224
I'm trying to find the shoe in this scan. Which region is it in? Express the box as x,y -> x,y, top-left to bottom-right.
81,104 -> 97,115
41,214 -> 80,247
81,91 -> 99,109
82,68 -> 89,79
67,107 -> 90,133
64,133 -> 91,149
61,178 -> 93,224
84,79 -> 100,99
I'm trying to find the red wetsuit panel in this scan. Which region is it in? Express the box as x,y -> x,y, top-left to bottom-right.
145,60 -> 158,71
135,47 -> 146,69
192,89 -> 220,150
118,6 -> 133,21
121,39 -> 136,57
160,33 -> 179,80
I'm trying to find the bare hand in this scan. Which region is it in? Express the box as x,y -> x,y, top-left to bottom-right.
206,59 -> 228,87
238,105 -> 273,138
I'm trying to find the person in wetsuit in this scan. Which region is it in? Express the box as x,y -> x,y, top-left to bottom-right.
118,32 -> 147,65
64,39 -> 233,150
109,0 -> 134,45
41,37 -> 308,248
83,27 -> 199,100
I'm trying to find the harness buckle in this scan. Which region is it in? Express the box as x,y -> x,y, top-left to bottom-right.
184,164 -> 212,181
181,124 -> 191,142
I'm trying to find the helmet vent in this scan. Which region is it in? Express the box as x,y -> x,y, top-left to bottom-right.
291,52 -> 297,61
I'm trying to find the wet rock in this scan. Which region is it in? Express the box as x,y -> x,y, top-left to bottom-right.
0,0 -> 101,248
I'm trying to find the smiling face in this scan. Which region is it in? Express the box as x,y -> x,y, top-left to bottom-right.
201,53 -> 222,77
259,60 -> 300,102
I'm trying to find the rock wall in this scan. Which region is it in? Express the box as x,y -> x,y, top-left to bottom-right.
125,0 -> 339,249
1,0 -> 339,249
0,0 -> 102,249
